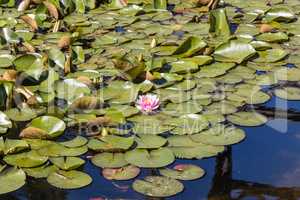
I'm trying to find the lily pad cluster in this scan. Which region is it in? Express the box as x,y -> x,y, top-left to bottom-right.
0,0 -> 299,197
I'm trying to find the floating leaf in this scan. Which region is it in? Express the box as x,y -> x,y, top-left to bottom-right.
256,32 -> 289,43
87,135 -> 134,151
227,111 -> 268,126
125,148 -> 174,168
0,167 -> 26,194
50,157 -> 85,170
24,164 -> 58,178
167,135 -> 224,159
172,36 -> 207,58
168,114 -> 209,134
60,136 -> 88,148
133,176 -> 184,197
25,116 -> 66,138
213,40 -> 256,64
191,125 -> 246,146
135,134 -> 167,149
55,79 -> 91,103
47,170 -> 92,189
274,87 -> 300,100
159,164 -> 205,180
162,102 -> 203,116
91,152 -> 128,168
170,60 -> 199,74
254,49 -> 288,63
37,143 -> 88,157
13,54 -> 44,80
264,6 -> 296,22
102,165 -> 140,180
5,107 -> 37,122
2,138 -> 29,155
3,150 -> 48,167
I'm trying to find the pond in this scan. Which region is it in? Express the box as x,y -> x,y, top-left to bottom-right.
1,96 -> 300,200
1,0 -> 300,199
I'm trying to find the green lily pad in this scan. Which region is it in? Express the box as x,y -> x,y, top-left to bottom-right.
3,150 -> 48,168
167,114 -> 209,134
256,32 -> 289,43
213,40 -> 256,64
37,143 -> 88,157
87,135 -> 134,151
191,125 -> 246,146
125,148 -> 175,168
170,60 -> 199,74
274,87 -> 300,100
60,136 -> 88,148
26,116 -> 66,138
265,6 -> 296,22
47,170 -> 92,189
133,176 -> 184,197
50,157 -> 85,170
24,164 -> 58,178
0,167 -> 26,194
2,138 -> 29,155
172,36 -> 207,58
167,135 -> 225,159
5,107 -> 37,122
159,164 -> 205,180
55,79 -> 91,103
13,54 -> 44,80
102,165 -> 140,180
254,49 -> 288,63
162,102 -> 203,116
91,152 -> 128,168
227,111 -> 268,126
135,134 -> 167,149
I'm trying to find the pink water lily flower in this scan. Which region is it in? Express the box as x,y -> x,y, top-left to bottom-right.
136,94 -> 160,114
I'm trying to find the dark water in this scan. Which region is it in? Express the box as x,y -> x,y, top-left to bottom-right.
2,97 -> 300,200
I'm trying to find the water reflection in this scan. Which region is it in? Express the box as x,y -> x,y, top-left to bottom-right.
208,147 -> 300,200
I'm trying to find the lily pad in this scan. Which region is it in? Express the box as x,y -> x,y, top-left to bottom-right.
87,135 -> 134,151
0,167 -> 26,194
2,138 -> 29,154
125,148 -> 175,168
274,87 -> 300,100
26,116 -> 66,138
37,143 -> 88,157
191,125 -> 246,146
133,176 -> 184,197
135,134 -> 167,149
47,170 -> 92,189
5,107 -> 37,122
50,157 -> 85,170
24,164 -> 58,178
91,152 -> 128,168
214,40 -> 256,64
102,165 -> 140,180
254,49 -> 288,63
227,111 -> 268,126
60,136 -> 88,148
159,164 -> 205,180
3,150 -> 48,167
172,36 -> 207,58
